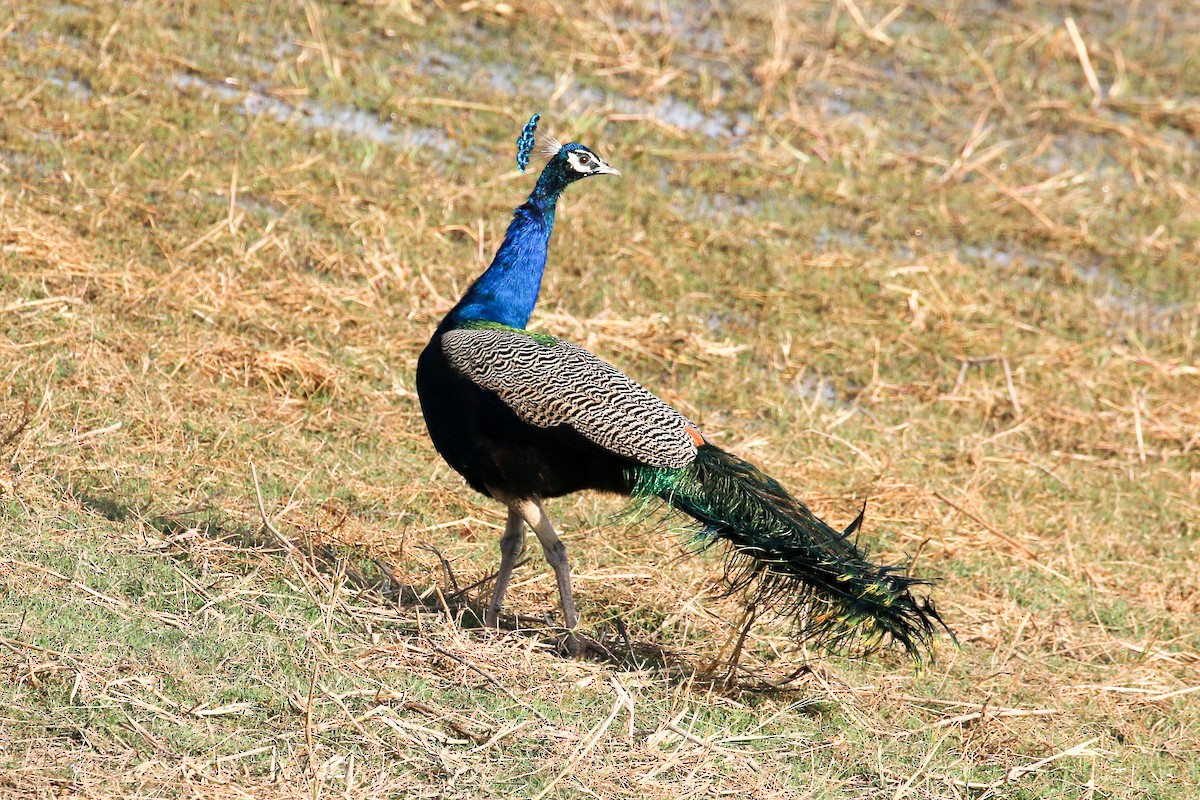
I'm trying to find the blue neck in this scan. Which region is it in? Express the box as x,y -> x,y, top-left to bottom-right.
444,173 -> 570,330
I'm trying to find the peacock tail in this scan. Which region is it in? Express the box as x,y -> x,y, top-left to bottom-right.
628,445 -> 949,661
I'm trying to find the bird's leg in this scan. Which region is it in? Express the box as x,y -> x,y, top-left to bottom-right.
721,605 -> 758,688
517,499 -> 581,655
486,506 -> 526,628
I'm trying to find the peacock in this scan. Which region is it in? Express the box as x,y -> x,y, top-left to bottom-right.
416,115 -> 948,660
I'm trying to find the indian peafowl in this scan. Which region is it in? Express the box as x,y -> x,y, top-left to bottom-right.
416,115 -> 948,660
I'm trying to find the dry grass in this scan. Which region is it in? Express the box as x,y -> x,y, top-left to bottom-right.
2,0 -> 1198,797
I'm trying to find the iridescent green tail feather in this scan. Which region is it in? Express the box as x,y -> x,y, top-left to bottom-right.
628,445 -> 949,660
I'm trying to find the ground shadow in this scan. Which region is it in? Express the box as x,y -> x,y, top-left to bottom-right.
67,483 -> 818,693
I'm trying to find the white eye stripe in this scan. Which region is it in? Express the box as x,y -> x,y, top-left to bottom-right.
567,151 -> 598,172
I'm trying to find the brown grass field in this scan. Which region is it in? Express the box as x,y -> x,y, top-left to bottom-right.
1,1 -> 1198,797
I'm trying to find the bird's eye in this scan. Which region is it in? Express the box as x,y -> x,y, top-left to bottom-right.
577,154 -> 593,167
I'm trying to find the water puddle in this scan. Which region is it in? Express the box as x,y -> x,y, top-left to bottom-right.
46,71 -> 93,100
171,73 -> 452,153
412,41 -> 753,143
1073,265 -> 1186,327
959,244 -> 1184,326
793,371 -> 852,409
650,95 -> 752,139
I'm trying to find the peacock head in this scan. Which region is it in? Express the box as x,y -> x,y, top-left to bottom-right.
530,142 -> 620,201
517,115 -> 618,201
551,141 -> 620,179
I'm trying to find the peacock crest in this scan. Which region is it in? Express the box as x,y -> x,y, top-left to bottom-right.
515,113 -> 540,172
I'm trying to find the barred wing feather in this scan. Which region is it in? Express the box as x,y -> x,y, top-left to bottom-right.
441,328 -> 699,469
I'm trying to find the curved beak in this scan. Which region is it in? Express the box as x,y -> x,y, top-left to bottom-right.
596,159 -> 621,177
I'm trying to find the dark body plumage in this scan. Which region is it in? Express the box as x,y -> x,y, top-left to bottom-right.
417,132 -> 949,660
418,332 -> 637,500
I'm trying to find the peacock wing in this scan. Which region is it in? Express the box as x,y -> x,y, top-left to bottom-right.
441,326 -> 701,469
